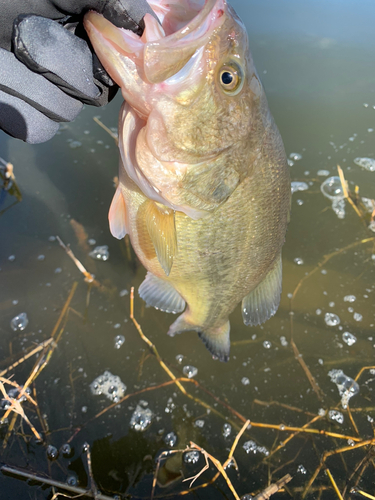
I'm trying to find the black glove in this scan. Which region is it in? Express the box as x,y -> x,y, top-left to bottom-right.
0,0 -> 155,144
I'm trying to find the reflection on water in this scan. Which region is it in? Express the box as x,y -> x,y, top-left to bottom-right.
1,0 -> 375,498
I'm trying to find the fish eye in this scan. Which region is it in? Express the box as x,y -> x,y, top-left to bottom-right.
218,62 -> 244,94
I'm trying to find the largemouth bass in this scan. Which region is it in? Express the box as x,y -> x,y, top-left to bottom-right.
84,0 -> 291,361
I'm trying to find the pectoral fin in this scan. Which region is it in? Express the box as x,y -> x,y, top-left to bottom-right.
144,200 -> 177,276
242,254 -> 282,326
139,272 -> 185,313
168,314 -> 230,362
108,186 -> 127,239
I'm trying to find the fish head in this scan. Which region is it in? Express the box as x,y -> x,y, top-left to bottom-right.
84,0 -> 263,216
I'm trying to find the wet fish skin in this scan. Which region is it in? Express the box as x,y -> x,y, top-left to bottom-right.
84,0 -> 291,361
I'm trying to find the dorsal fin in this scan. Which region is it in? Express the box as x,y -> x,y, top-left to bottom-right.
144,200 -> 177,276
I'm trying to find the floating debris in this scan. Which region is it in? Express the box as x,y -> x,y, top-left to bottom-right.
90,371 -> 126,403
342,332 -> 357,346
184,450 -> 200,464
324,313 -> 340,326
291,181 -> 308,194
328,369 -> 359,409
328,410 -> 344,424
243,440 -> 269,456
89,245 -> 109,261
182,365 -> 198,378
164,432 -> 177,447
354,157 -> 375,172
10,312 -> 29,332
130,403 -> 153,432
222,423 -> 232,438
114,335 -> 125,349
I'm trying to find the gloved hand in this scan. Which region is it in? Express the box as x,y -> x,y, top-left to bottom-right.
0,0 -> 155,144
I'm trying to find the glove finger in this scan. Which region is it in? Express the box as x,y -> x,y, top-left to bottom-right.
0,49 -> 83,122
14,15 -> 102,106
0,90 -> 59,144
101,0 -> 158,33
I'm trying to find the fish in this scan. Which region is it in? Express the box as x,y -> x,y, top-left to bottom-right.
83,0 -> 291,362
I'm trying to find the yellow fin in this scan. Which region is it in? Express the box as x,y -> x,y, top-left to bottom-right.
145,200 -> 177,276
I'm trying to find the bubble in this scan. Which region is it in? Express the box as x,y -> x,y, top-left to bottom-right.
10,312 -> 29,331
184,450 -> 200,464
316,309 -> 322,315
194,419 -> 205,428
67,475 -> 78,486
342,332 -> 357,346
223,423 -> 232,438
81,406 -> 87,413
130,404 -> 153,432
329,302 -> 335,307
263,340 -> 272,349
48,236 -> 56,242
175,354 -> 184,364
243,440 -> 269,456
54,267 -> 62,273
12,300 -> 18,305
46,445 -> 59,460
289,153 -> 302,161
69,141 -> 82,149
241,377 -> 250,386
294,257 -> 304,265
280,336 -> 288,347
287,159 -> 294,167
368,128 -> 374,133
347,439 -> 355,446
114,335 -> 125,349
61,443 -> 72,456
318,408 -> 326,417
297,464 -> 307,474
320,176 -> 344,200
82,443 -> 89,452
37,254 -> 45,261
8,255 -> 15,261
90,371 -> 126,402
353,312 -> 363,322
165,397 -> 176,413
317,170 -> 330,176
328,369 -> 359,409
324,313 -> 340,326
296,199 -> 304,205
363,103 -> 369,108
354,157 -> 375,172
89,245 -> 109,261
328,410 -> 344,424
164,432 -> 177,447
182,365 -> 198,378
119,289 -> 129,297
344,295 -> 356,302
291,182 -> 308,194
241,495 -> 254,500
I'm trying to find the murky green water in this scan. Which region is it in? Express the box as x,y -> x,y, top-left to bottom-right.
1,1 -> 375,499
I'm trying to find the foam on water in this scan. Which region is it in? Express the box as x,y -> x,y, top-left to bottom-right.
90,371 -> 126,403
328,369 -> 359,409
354,157 -> 375,172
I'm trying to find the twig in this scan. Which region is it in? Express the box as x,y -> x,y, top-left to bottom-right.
325,468 -> 344,500
0,339 -> 54,377
93,116 -> 118,145
337,165 -> 363,219
253,474 -> 292,499
290,338 -> 324,400
56,236 -> 95,284
0,464 -> 115,499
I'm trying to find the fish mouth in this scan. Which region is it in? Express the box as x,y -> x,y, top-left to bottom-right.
84,0 -> 227,85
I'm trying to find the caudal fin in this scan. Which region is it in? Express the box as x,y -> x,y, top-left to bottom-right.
168,313 -> 230,362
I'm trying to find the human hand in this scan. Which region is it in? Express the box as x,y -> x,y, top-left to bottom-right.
0,0 -> 155,143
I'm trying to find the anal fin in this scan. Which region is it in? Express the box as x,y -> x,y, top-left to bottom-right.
144,200 -> 177,276
139,272 -> 185,314
242,253 -> 282,327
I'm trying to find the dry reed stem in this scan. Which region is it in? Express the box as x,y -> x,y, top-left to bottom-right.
337,165 -> 363,219
325,468 -> 344,500
0,464 -> 115,499
223,419 -> 250,468
93,116 -> 119,145
0,338 -> 54,377
254,474 -> 292,499
354,490 -> 375,499
253,398 -> 317,417
290,338 -> 324,400
56,236 -> 97,285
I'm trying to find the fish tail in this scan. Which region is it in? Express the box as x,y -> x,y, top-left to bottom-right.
168,313 -> 230,362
